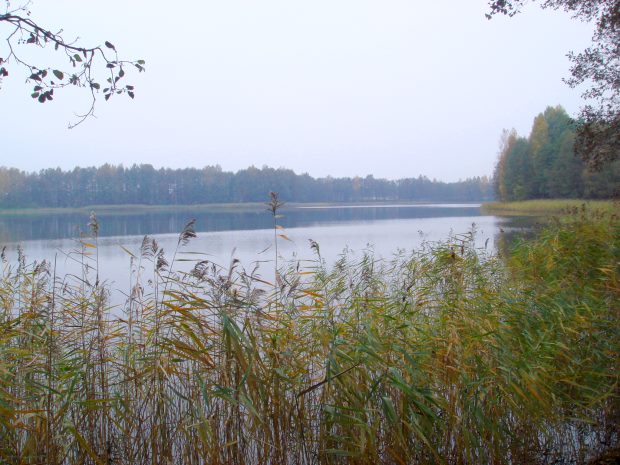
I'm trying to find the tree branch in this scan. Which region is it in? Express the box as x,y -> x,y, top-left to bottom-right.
0,7 -> 144,128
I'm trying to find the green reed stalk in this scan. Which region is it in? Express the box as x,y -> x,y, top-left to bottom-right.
0,208 -> 617,464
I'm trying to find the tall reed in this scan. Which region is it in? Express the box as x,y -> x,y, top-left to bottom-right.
0,209 -> 617,464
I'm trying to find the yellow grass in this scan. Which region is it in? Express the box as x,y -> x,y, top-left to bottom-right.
482,198 -> 617,215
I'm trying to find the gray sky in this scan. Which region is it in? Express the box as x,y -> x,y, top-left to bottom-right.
0,0 -> 594,181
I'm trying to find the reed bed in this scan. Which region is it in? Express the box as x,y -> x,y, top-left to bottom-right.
0,210 -> 617,465
481,199 -> 616,216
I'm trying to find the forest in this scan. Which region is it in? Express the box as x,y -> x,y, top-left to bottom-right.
493,105 -> 620,201
0,165 -> 493,208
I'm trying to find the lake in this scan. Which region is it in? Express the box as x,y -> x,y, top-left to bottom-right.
0,203 -> 533,299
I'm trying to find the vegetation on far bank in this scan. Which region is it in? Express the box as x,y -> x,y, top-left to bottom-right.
0,208 -> 617,464
0,202 -> 270,216
0,200 -> 481,216
0,164 -> 493,209
482,198 -> 617,215
493,106 -> 619,202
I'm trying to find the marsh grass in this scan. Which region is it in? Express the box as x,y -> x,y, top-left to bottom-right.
481,199 -> 617,216
0,210 -> 617,464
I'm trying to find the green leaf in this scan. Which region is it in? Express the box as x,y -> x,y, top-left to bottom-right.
52,70 -> 64,80
381,396 -> 398,424
137,59 -> 145,65
73,54 -> 82,62
105,41 -> 115,50
91,82 -> 100,90
65,424 -> 106,465
31,92 -> 39,98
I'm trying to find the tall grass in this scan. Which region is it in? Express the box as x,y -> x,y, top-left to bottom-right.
0,210 -> 617,464
481,199 -> 617,215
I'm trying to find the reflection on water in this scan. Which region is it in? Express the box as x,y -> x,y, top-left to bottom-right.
0,204 -> 538,300
0,204 -> 484,243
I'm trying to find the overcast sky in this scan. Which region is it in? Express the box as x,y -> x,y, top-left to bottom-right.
0,0 -> 594,181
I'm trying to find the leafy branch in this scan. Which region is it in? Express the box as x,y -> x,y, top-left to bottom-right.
0,2 -> 144,127
486,0 -> 620,168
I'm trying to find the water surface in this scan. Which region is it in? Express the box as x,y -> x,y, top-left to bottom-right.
0,203 -> 534,297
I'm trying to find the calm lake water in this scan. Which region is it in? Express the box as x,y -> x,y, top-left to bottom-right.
0,204 -> 534,297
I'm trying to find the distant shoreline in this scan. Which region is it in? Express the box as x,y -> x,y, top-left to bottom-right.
0,201 -> 484,216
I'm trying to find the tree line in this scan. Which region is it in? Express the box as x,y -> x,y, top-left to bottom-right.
0,164 -> 493,208
493,105 -> 619,201
488,0 -> 620,170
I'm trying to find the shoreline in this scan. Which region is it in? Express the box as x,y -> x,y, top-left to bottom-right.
0,200 -> 484,216
481,199 -> 616,215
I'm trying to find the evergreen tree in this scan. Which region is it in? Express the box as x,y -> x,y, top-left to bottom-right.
493,105 -> 618,200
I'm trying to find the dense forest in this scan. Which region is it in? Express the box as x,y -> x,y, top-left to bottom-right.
0,165 -> 492,208
493,105 -> 620,201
